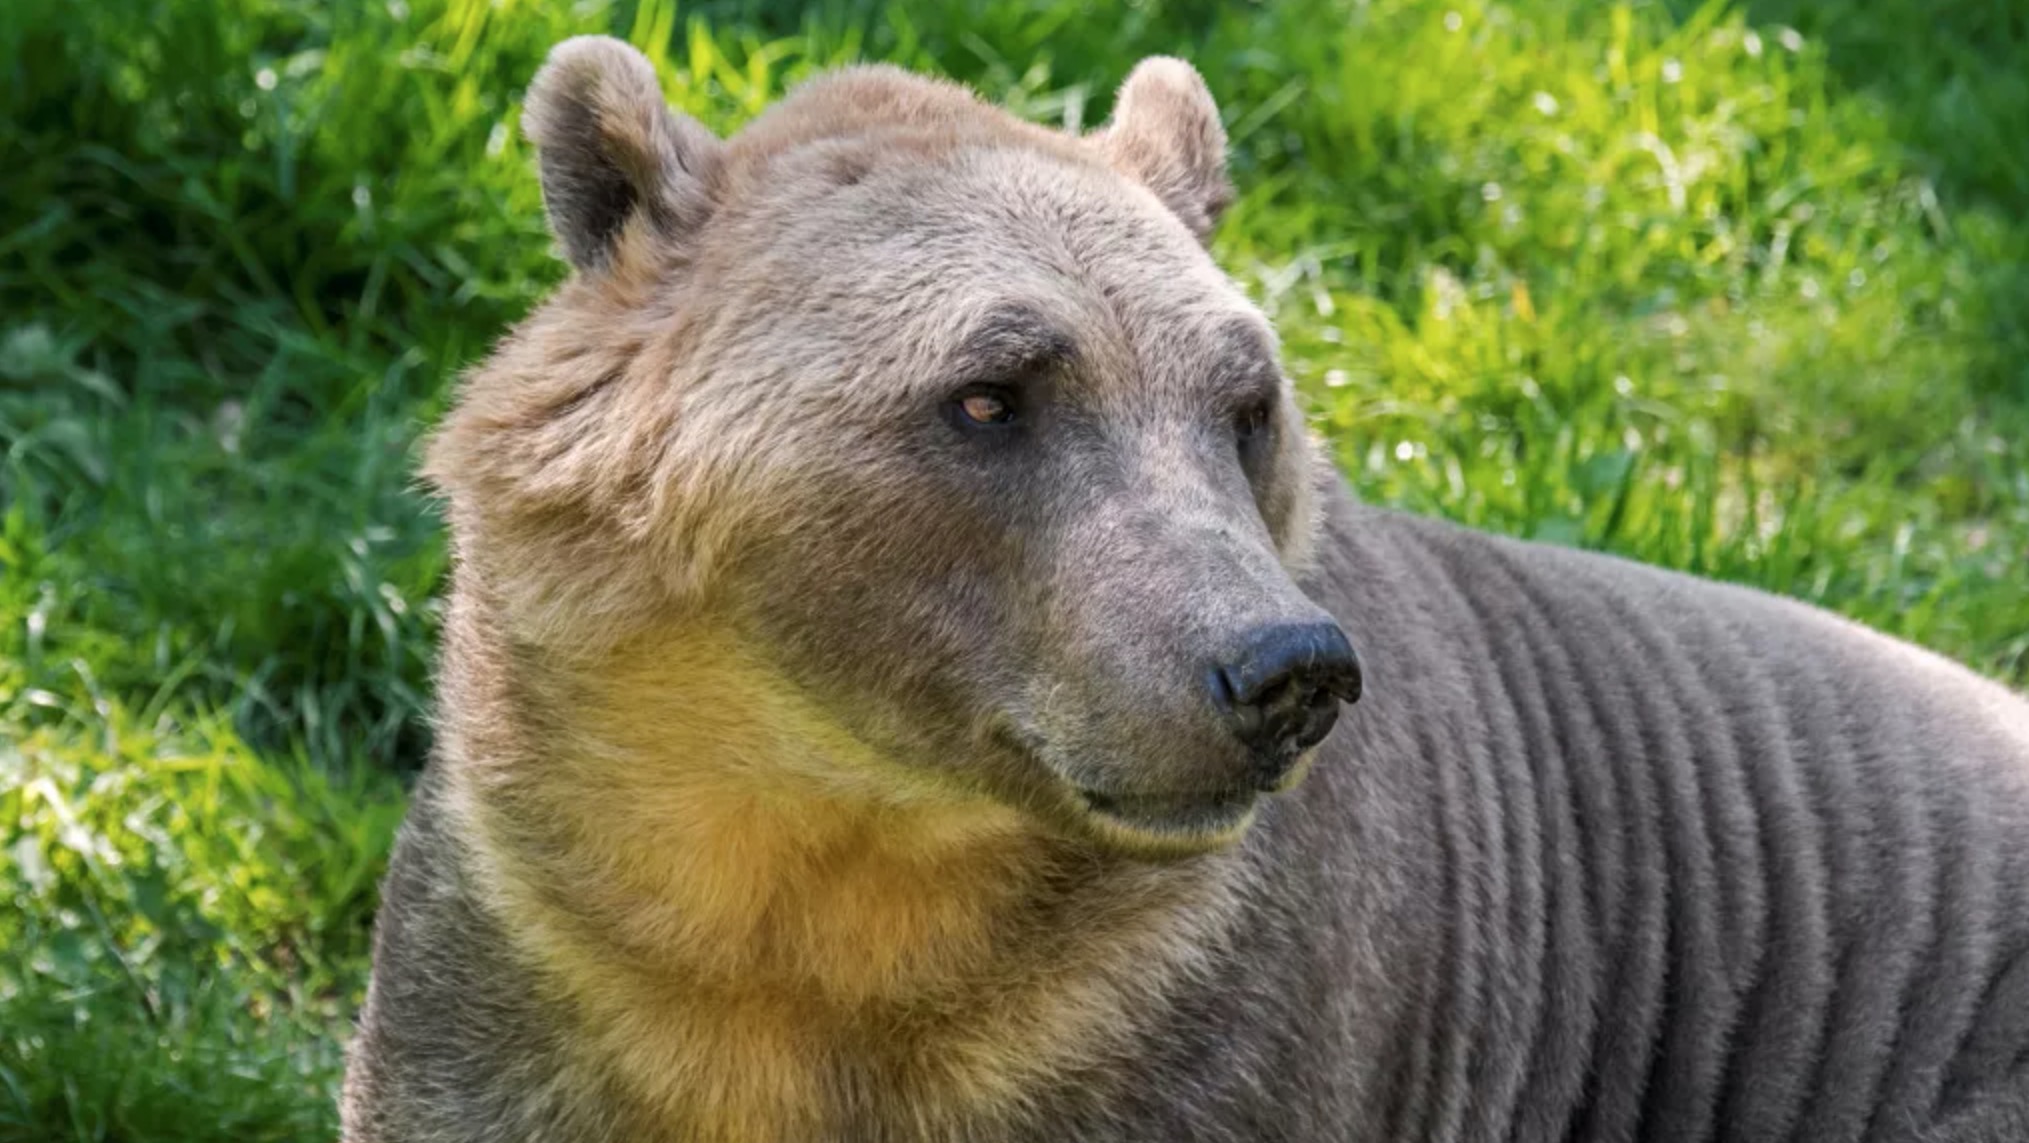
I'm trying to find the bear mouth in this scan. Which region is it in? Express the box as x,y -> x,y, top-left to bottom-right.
1075,785 -> 1259,842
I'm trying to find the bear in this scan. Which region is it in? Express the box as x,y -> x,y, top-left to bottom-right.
341,36 -> 2029,1143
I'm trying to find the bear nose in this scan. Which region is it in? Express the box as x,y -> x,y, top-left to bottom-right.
1208,622 -> 1362,786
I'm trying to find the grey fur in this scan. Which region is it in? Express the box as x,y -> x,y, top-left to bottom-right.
344,42 -> 2029,1143
523,36 -> 723,272
347,492 -> 2029,1142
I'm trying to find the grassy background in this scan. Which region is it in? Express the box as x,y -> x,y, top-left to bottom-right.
2,0 -> 2025,1135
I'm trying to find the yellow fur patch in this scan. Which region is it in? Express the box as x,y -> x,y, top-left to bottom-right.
446,624 -> 1238,1140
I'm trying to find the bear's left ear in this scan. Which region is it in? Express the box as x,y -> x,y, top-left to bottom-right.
1091,57 -> 1233,243
523,36 -> 724,274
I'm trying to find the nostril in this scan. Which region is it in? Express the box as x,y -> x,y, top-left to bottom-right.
1209,664 -> 1266,742
1206,662 -> 1237,712
1210,621 -> 1363,756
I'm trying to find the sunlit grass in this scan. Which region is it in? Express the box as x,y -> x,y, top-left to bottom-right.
0,689 -> 402,1138
1,0 -> 2024,1134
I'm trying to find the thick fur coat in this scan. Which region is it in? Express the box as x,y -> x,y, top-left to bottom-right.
342,39 -> 2029,1143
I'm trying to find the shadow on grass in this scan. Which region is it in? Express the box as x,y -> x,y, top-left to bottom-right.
1679,0 -> 2029,405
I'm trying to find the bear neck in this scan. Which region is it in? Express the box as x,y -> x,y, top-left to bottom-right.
434,593 -> 1247,1135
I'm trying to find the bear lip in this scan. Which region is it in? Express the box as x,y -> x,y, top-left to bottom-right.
1075,784 -> 1258,838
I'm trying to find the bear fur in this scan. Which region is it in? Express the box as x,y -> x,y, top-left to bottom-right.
342,38 -> 2029,1142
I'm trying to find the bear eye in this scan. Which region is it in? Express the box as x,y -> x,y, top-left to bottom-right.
950,385 -> 1019,429
1234,399 -> 1272,445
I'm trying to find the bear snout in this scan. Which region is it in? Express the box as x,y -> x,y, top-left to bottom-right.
1206,620 -> 1361,788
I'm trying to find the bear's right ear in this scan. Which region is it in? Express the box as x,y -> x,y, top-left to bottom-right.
523,36 -> 723,273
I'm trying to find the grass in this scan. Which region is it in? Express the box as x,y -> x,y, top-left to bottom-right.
2,0 -> 2024,1135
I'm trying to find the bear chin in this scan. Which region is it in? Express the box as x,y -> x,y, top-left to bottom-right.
1067,785 -> 1263,858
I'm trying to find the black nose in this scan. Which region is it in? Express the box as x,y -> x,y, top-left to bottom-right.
1209,622 -> 1362,783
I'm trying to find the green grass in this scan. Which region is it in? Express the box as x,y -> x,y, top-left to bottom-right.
2,0 -> 2025,1135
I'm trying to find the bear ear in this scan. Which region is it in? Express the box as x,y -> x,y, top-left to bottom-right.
523,36 -> 724,273
1091,57 -> 1233,243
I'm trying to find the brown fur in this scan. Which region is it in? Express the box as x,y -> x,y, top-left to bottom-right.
346,39 -> 2029,1143
432,602 -> 1243,1138
385,44 -> 1282,1135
